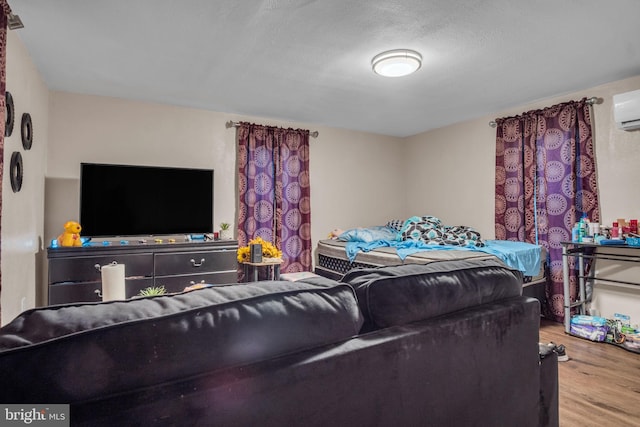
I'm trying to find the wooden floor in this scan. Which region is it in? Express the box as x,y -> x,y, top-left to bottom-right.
539,319 -> 640,427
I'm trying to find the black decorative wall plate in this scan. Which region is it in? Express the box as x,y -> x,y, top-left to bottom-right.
21,112 -> 33,150
5,91 -> 14,137
10,151 -> 23,193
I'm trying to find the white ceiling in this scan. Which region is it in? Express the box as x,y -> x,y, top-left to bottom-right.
10,0 -> 640,137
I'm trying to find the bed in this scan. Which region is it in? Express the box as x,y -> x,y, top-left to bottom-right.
314,217 -> 549,303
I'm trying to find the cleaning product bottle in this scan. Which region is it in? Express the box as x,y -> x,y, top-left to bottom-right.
572,223 -> 581,242
578,215 -> 586,242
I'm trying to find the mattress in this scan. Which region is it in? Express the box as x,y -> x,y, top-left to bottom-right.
314,239 -> 548,287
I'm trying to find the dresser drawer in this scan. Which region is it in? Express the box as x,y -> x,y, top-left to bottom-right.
48,277 -> 154,305
154,271 -> 240,293
154,250 -> 237,276
49,253 -> 154,284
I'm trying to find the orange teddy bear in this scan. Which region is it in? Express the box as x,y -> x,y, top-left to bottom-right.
57,220 -> 83,247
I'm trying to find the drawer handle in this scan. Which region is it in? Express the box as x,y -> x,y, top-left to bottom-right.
189,280 -> 206,285
190,258 -> 206,267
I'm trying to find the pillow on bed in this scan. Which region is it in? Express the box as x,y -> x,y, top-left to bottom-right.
385,219 -> 404,232
338,226 -> 399,243
399,215 -> 442,241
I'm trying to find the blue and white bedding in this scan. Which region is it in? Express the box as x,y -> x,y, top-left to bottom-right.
337,216 -> 542,276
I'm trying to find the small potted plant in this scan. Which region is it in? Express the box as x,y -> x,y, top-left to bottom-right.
137,285 -> 167,297
219,222 -> 233,240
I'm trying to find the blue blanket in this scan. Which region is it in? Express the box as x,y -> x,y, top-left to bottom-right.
344,239 -> 541,276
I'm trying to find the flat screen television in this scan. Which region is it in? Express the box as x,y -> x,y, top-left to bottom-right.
80,163 -> 214,237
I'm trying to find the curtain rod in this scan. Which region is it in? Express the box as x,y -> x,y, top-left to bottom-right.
488,96 -> 600,128
226,120 -> 319,138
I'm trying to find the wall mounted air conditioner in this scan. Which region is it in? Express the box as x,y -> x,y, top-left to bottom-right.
613,89 -> 640,131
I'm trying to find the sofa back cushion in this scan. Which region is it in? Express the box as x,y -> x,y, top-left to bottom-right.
0,279 -> 362,403
342,258 -> 523,329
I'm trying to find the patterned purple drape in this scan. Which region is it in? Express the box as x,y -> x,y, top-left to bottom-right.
237,122 -> 312,273
0,1 -> 11,322
495,99 -> 599,322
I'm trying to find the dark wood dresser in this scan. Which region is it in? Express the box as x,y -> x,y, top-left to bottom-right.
47,239 -> 238,304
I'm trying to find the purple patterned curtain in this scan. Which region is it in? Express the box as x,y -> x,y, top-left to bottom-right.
495,98 -> 599,322
0,1 -> 11,322
237,122 -> 312,273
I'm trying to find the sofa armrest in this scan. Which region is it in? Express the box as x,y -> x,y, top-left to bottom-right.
539,345 -> 559,427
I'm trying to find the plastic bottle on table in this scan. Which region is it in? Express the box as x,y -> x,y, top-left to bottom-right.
583,216 -> 591,236
572,223 -> 581,242
578,215 -> 587,242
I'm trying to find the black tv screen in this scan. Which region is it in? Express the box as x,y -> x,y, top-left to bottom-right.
80,163 -> 214,237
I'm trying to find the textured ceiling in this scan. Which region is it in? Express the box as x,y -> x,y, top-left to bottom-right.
10,0 -> 640,137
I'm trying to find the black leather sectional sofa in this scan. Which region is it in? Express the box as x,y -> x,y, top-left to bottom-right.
0,258 -> 558,426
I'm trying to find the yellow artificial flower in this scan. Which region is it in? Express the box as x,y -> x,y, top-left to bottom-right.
237,246 -> 251,263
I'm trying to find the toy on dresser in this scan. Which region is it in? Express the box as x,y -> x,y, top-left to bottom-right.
57,220 -> 83,247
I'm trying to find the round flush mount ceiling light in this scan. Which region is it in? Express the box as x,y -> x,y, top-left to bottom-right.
372,49 -> 422,77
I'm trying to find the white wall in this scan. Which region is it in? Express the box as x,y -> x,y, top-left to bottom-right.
308,125 -> 406,232
1,31 -> 49,325
403,75 -> 640,323
590,249 -> 640,324
403,118 -> 496,232
403,75 -> 640,237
